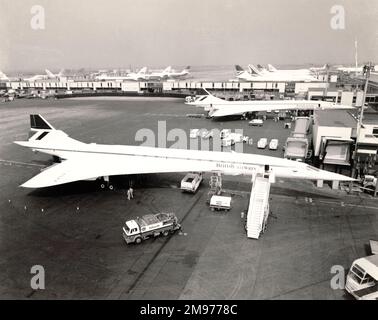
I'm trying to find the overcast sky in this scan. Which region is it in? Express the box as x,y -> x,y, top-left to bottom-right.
0,0 -> 377,72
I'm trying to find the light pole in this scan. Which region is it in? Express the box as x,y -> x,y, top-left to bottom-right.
352,62 -> 374,180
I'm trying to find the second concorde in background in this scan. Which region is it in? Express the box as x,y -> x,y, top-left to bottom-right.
185,90 -> 354,118
15,115 -> 355,189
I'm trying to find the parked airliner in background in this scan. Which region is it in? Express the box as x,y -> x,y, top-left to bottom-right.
0,70 -> 9,81
95,67 -> 148,81
45,69 -> 65,79
185,91 -> 354,118
24,69 -> 64,82
337,65 -> 377,74
15,115 -> 354,189
266,64 -> 314,76
235,65 -> 320,82
309,64 -> 328,72
163,66 -> 191,79
141,66 -> 172,80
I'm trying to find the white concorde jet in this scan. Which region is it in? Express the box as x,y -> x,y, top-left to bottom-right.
185,91 -> 354,118
14,115 -> 354,189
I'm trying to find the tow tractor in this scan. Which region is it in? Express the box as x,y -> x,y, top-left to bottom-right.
122,212 -> 181,244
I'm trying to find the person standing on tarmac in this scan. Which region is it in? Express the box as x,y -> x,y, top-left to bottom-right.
127,186 -> 134,200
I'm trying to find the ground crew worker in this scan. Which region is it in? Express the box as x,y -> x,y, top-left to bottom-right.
127,187 -> 134,200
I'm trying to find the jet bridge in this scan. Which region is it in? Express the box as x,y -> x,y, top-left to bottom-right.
246,174 -> 271,239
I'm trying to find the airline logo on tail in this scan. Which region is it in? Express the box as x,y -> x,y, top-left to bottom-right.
235,65 -> 245,75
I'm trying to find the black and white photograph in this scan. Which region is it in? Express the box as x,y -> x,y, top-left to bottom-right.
0,0 -> 377,305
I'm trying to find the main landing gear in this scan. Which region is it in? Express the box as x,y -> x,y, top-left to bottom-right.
99,176 -> 114,190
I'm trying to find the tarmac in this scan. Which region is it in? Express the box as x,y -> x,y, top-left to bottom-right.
0,97 -> 377,299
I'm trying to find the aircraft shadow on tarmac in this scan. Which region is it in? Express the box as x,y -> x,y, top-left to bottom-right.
26,171 -> 342,201
27,173 -> 182,197
271,184 -> 342,200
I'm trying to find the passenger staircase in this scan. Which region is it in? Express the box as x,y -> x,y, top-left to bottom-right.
246,176 -> 271,239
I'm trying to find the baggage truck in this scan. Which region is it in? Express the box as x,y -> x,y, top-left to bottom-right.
180,172 -> 203,193
122,212 -> 181,244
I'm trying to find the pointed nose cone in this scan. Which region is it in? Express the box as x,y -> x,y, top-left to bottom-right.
302,164 -> 356,181
273,163 -> 356,182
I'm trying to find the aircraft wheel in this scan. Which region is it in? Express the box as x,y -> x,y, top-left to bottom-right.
100,183 -> 106,189
109,185 -> 114,190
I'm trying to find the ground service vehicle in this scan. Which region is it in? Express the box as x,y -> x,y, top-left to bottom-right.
345,254 -> 378,300
209,195 -> 231,211
249,119 -> 263,126
257,138 -> 268,149
269,139 -> 278,150
180,172 -> 203,193
122,212 -> 181,244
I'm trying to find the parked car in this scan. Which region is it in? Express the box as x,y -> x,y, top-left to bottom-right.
257,138 -> 268,149
269,139 -> 278,150
249,119 -> 263,127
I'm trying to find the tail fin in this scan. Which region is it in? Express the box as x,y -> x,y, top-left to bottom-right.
248,64 -> 262,75
30,114 -> 55,131
162,66 -> 172,74
235,65 -> 244,72
58,69 -> 64,76
138,67 -> 147,75
267,64 -> 277,72
45,69 -> 55,78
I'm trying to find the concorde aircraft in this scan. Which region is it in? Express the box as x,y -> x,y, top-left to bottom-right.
14,115 -> 354,189
185,91 -> 354,118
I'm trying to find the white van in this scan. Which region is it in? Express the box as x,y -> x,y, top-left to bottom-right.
257,138 -> 268,149
269,139 -> 278,150
249,119 -> 263,126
